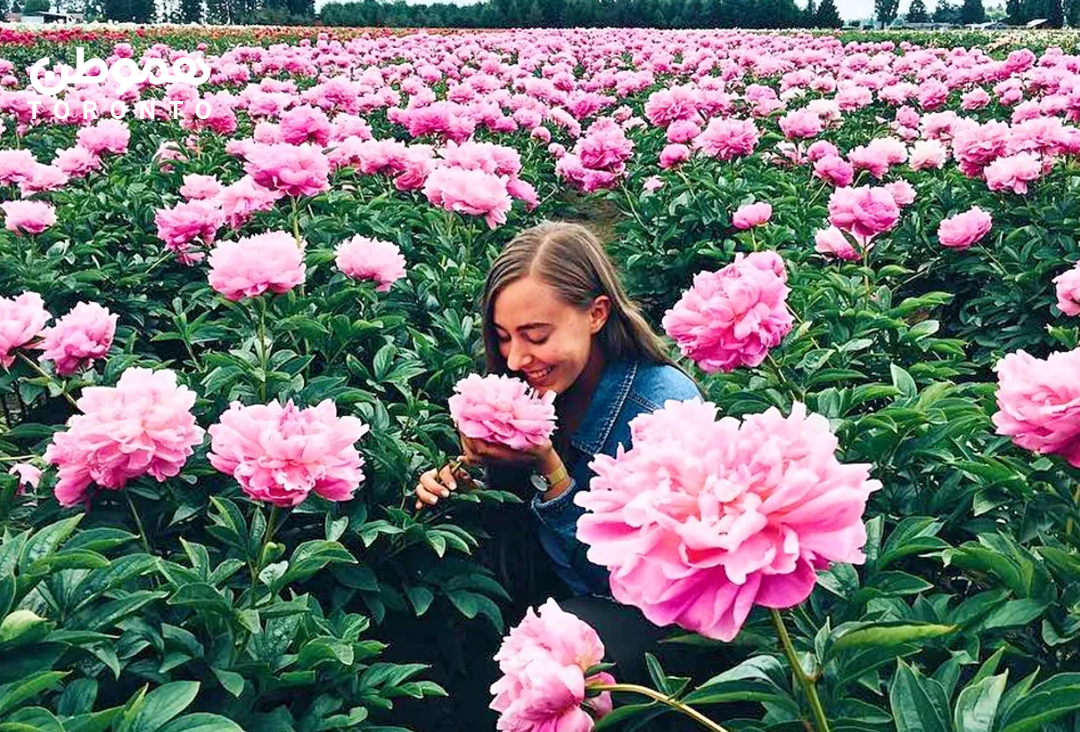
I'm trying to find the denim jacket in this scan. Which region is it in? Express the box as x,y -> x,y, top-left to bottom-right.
528,358 -> 703,597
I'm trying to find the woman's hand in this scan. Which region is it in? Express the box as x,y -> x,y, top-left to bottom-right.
460,434 -> 553,467
414,457 -> 475,510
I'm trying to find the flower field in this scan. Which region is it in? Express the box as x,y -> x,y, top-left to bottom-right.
1,24 -> 1079,732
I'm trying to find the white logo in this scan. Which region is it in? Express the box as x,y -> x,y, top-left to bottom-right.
29,47 -> 211,97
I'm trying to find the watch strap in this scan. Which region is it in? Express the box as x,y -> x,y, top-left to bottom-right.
541,463 -> 569,487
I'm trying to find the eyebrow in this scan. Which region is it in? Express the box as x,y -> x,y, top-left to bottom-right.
493,322 -> 551,333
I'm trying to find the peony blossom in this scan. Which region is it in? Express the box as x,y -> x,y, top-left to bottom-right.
694,118 -> 759,161
1053,263 -> 1080,316
984,152 -> 1042,195
45,368 -> 205,507
937,206 -> 992,250
814,226 -> 860,261
0,292 -> 51,368
335,235 -> 407,292
37,302 -> 117,376
208,399 -> 369,507
733,202 -> 772,229
490,598 -> 614,732
422,167 -> 513,230
827,186 -> 900,243
884,180 -> 916,206
908,139 -> 948,171
154,199 -> 225,264
448,374 -> 557,450
1,200 -> 56,235
992,348 -> 1080,468
662,251 -> 793,373
659,143 -> 690,169
179,174 -> 224,201
243,142 -> 331,198
8,463 -> 42,495
575,400 -> 880,641
208,231 -> 306,301
813,155 -> 854,188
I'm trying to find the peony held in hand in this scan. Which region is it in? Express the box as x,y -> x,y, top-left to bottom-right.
208,399 -> 369,507
490,598 -> 614,732
448,374 -> 557,450
575,399 -> 881,642
992,347 -> 1080,468
45,368 -> 205,507
662,251 -> 793,373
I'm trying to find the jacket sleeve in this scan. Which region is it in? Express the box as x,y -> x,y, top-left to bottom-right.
528,476 -> 585,543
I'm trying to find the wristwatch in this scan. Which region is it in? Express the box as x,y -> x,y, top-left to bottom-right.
530,463 -> 569,493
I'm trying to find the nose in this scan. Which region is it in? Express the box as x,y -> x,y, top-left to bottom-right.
506,340 -> 533,372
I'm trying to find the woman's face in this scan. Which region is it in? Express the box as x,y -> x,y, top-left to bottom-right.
492,274 -> 610,394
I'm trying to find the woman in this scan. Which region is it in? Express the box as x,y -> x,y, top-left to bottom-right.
414,220 -> 704,690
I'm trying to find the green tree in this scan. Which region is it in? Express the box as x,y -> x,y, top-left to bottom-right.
179,0 -> 200,22
1067,0 -> 1080,25
1047,0 -> 1064,24
907,0 -> 929,20
1006,0 -> 1025,21
933,0 -> 958,21
875,0 -> 899,25
815,0 -> 842,25
961,0 -> 986,21
22,0 -> 49,12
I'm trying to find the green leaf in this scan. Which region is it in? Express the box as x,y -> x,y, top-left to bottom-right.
276,540 -> 356,588
404,585 -> 434,616
997,673 -> 1080,732
156,715 -> 245,732
0,671 -> 67,716
954,673 -> 1007,732
888,660 -> 950,732
829,622 -> 956,658
125,681 -> 200,732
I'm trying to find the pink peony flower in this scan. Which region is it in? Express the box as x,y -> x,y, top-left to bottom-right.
448,374 -> 557,450
243,142 -> 330,198
806,140 -> 839,162
179,174 -> 223,201
37,302 -> 117,376
0,292 -> 51,368
992,348 -> 1080,468
8,463 -> 41,495
813,155 -> 854,188
666,118 -> 701,144
207,231 -> 306,301
884,180 -> 916,206
422,167 -> 513,230
18,163 -> 69,196
814,226 -> 860,261
779,109 -> 823,140
575,400 -> 880,642
659,143 -> 690,169
53,145 -> 102,178
984,152 -> 1042,195
695,118 -> 759,161
662,251 -> 793,373
733,202 -> 772,229
908,139 -> 948,171
937,206 -> 993,250
335,235 -> 407,292
279,104 -> 332,146
827,186 -> 901,243
643,175 -> 664,192
0,149 -> 37,185
76,119 -> 130,156
1,200 -> 56,235
1053,263 -> 1080,316
208,399 -> 369,507
490,598 -> 614,732
45,368 -> 205,507
213,175 -> 284,228
154,199 -> 225,265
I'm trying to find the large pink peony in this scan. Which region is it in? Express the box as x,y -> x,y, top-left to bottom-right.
208,399 -> 369,507
45,368 -> 205,507
335,235 -> 407,292
207,231 -> 306,301
732,202 -> 772,230
662,251 -> 793,373
0,292 -> 51,368
1,200 -> 56,235
937,206 -> 992,250
1053,263 -> 1080,316
243,142 -> 330,198
422,166 -> 513,230
448,374 -> 557,450
992,348 -> 1080,468
694,117 -> 759,161
37,301 -> 117,376
490,598 -> 614,732
575,400 -> 880,642
827,186 -> 901,243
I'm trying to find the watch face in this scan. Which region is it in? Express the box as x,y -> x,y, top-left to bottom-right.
530,472 -> 549,492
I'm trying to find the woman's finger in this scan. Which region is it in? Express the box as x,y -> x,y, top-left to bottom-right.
420,471 -> 450,499
438,464 -> 460,492
414,483 -> 440,508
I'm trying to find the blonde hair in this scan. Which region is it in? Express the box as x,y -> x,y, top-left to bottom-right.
480,221 -> 679,375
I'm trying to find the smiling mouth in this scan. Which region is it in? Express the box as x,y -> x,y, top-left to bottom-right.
525,366 -> 555,382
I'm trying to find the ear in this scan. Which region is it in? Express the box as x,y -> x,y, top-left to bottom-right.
589,295 -> 611,335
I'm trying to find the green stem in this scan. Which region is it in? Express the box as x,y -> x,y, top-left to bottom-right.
17,352 -> 78,409
590,683 -> 731,732
257,297 -> 269,402
249,505 -> 282,609
1066,483 -> 1080,538
750,229 -> 759,252
0,454 -> 38,462
291,197 -> 302,247
125,491 -> 153,555
770,609 -> 831,732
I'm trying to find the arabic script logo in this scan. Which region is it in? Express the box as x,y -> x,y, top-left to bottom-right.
29,47 -> 211,97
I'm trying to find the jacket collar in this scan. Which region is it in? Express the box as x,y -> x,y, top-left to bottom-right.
569,358 -> 637,454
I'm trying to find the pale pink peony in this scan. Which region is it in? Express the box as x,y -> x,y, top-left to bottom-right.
984,152 -> 1042,195
884,180 -> 917,206
213,175 -> 284,228
814,226 -> 860,261
448,374 -> 557,450
179,174 -> 223,201
937,206 -> 993,250
662,251 -> 793,373
422,167 -> 513,230
733,202 -> 772,229
908,140 -> 948,171
279,104 -> 332,146
8,463 -> 41,495
154,199 -> 225,265
0,149 -> 37,185
76,119 -> 130,156
0,292 -> 51,368
694,118 -> 759,161
1053,263 -> 1080,316
778,109 -> 823,140
243,142 -> 330,198
18,163 -> 69,196
335,235 -> 407,292
992,348 -> 1080,468
1,200 -> 56,235
827,186 -> 900,243
490,598 -> 614,732
575,400 -> 880,641
53,145 -> 102,178
208,399 -> 369,507
45,368 -> 205,507
207,231 -> 306,301
37,302 -> 117,376
813,155 -> 854,188
659,143 -> 690,169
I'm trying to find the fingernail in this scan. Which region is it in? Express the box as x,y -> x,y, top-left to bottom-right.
448,481 -> 456,490
431,497 -> 438,504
